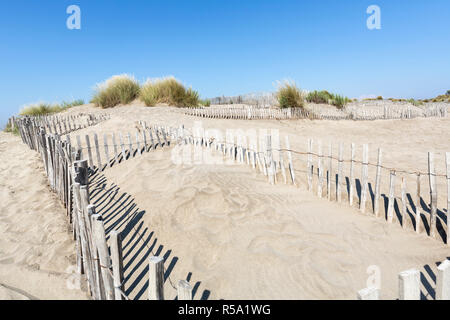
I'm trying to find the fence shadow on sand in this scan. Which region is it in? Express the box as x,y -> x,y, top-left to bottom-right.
88,168 -> 211,300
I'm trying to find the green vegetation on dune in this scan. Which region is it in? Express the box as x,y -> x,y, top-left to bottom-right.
4,122 -> 19,135
139,77 -> 200,107
276,81 -> 304,109
306,90 -> 350,109
91,74 -> 140,108
19,99 -> 85,116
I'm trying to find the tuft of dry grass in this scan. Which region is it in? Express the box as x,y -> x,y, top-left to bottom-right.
139,77 -> 199,107
19,99 -> 84,116
92,74 -> 140,108
276,80 -> 304,109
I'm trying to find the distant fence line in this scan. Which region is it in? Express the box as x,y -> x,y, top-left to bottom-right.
176,104 -> 448,121
12,117 -> 194,300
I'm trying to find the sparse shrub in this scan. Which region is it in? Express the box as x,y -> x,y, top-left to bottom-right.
19,99 -> 85,116
92,74 -> 140,108
306,90 -> 333,104
140,77 -> 199,107
4,122 -> 19,135
377,96 -> 383,100
330,94 -> 349,109
407,99 -> 423,107
276,81 -> 304,109
200,99 -> 211,107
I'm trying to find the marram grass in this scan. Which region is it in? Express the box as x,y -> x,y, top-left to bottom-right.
92,74 -> 140,108
276,80 -> 304,109
140,77 -> 200,107
19,99 -> 84,116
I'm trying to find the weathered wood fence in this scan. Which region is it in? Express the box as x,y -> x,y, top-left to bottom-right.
358,260 -> 450,300
175,127 -> 450,246
177,104 -> 448,121
12,117 -> 194,300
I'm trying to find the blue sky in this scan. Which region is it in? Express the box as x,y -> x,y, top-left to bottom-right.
1,0 -> 449,126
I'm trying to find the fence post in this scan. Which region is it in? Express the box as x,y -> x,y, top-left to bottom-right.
177,280 -> 193,300
387,171 -> 396,223
436,259 -> 450,300
374,148 -> 382,216
360,144 -> 369,213
416,173 -> 421,233
398,269 -> 420,300
317,141 -> 323,198
148,256 -> 165,300
428,152 -> 437,238
401,177 -> 408,229
337,143 -> 343,203
349,143 -> 355,206
285,136 -> 296,186
91,213 -> 115,300
110,230 -> 124,300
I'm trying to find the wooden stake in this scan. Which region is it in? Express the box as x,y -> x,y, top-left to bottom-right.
349,143 -> 355,206
387,171 -> 396,223
337,143 -> 343,203
93,133 -> 102,170
110,230 -> 124,300
360,144 -> 369,213
91,214 -> 115,300
428,152 -> 437,239
401,177 -> 408,229
374,148 -> 382,217
177,280 -> 192,300
416,173 -> 421,233
148,256 -> 164,300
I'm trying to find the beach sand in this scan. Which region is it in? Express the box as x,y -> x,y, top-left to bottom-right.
2,101 -> 450,299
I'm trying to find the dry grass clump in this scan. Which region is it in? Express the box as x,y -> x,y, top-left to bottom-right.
140,77 -> 199,107
276,80 -> 304,109
92,74 -> 140,108
306,90 -> 350,109
19,99 -> 84,116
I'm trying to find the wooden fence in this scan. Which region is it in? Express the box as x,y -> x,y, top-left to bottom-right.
175,126 -> 450,246
12,117 -> 194,300
177,104 -> 448,121
9,115 -> 450,299
358,260 -> 450,300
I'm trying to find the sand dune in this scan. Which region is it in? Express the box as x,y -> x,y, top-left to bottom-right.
2,101 -> 450,299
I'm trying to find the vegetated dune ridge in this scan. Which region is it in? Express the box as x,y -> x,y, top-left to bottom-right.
61,101 -> 450,299
0,132 -> 89,300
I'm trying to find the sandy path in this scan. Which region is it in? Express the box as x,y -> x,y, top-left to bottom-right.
0,132 -> 89,300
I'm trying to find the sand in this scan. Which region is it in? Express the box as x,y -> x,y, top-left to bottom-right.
2,101 -> 450,299
0,132 -> 89,300
63,102 -> 450,299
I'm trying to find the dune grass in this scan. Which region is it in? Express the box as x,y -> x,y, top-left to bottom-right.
200,99 -> 211,107
19,99 -> 85,116
4,122 -> 19,135
276,81 -> 304,109
92,74 -> 140,108
306,90 -> 350,109
139,77 -> 200,107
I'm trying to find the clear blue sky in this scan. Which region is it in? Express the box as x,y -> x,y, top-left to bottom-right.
1,0 -> 449,126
